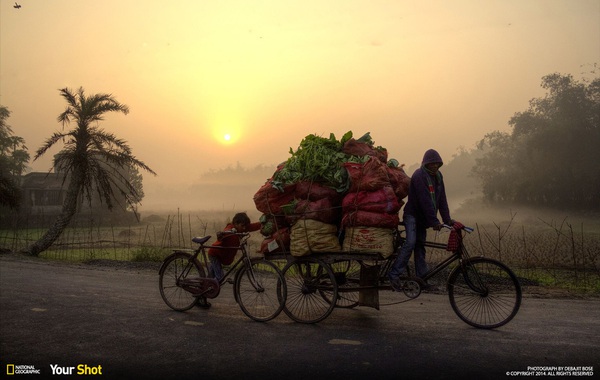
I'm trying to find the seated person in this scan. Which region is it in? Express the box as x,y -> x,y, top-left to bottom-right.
207,212 -> 261,281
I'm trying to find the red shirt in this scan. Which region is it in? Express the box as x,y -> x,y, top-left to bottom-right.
207,222 -> 261,265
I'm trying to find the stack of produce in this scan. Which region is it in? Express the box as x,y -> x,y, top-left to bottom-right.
341,160 -> 409,257
253,131 -> 410,257
254,133 -> 348,256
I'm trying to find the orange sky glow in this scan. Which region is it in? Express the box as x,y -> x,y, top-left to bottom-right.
1,0 -> 599,211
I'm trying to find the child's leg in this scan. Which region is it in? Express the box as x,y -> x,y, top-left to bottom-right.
208,255 -> 224,281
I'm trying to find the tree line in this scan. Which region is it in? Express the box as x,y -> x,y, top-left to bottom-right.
0,106 -> 29,209
473,71 -> 599,210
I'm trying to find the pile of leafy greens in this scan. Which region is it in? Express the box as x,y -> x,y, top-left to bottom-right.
272,131 -> 374,193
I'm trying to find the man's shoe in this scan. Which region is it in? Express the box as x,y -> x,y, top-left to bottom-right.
388,276 -> 408,292
196,297 -> 211,309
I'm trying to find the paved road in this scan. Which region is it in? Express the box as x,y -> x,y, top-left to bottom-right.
1,253 -> 598,380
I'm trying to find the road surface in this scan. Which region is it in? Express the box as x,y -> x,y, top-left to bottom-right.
1,253 -> 598,379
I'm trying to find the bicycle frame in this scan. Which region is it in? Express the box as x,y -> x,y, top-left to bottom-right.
384,226 -> 475,286
160,232 -> 288,322
391,227 -> 494,298
420,240 -> 466,282
164,233 -> 265,300
194,233 -> 254,287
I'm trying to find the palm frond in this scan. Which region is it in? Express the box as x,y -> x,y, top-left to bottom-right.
90,130 -> 132,154
33,132 -> 69,161
87,130 -> 157,176
58,87 -> 78,108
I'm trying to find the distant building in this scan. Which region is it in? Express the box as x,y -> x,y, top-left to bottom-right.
20,172 -> 65,216
0,171 -> 135,227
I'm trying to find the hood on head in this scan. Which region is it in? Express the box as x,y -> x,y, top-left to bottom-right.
422,149 -> 443,166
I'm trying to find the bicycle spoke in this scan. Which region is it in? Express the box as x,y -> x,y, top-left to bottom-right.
448,258 -> 521,329
327,260 -> 360,308
159,253 -> 205,312
236,260 -> 286,322
283,259 -> 337,324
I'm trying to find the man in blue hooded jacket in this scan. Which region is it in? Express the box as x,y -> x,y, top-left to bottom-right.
388,149 -> 453,289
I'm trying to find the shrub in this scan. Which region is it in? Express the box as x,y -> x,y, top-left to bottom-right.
131,247 -> 168,262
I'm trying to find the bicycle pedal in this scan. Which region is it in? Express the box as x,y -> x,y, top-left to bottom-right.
402,280 -> 421,299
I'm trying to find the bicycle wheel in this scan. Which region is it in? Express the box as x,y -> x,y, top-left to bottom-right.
448,257 -> 521,329
234,259 -> 287,322
324,260 -> 360,308
159,252 -> 206,311
283,257 -> 338,324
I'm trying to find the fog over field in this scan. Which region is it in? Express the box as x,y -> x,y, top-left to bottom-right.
138,154 -> 451,212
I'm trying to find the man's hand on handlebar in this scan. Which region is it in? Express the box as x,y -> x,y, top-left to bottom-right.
440,221 -> 475,233
435,219 -> 456,230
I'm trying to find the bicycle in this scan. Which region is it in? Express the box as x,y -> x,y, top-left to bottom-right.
158,231 -> 287,322
278,223 -> 522,329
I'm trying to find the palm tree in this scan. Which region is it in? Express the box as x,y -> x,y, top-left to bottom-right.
25,87 -> 156,256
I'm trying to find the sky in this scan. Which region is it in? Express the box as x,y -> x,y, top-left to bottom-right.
1,0 -> 599,212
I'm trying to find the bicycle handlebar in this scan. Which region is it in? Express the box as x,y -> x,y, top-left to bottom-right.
442,224 -> 474,233
216,231 -> 250,240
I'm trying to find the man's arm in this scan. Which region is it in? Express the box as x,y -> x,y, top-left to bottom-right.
437,174 -> 452,224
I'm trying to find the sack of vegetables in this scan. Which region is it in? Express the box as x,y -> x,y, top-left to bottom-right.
289,219 -> 341,256
342,186 -> 401,215
342,136 -> 388,163
253,180 -> 296,215
253,131 -> 409,256
260,227 -> 291,254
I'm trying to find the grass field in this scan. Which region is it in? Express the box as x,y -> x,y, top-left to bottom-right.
1,207 -> 599,295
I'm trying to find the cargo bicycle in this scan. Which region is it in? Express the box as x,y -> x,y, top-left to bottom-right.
158,231 -> 287,322
271,223 -> 522,328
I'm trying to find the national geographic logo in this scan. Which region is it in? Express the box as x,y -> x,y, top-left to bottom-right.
6,364 -> 41,375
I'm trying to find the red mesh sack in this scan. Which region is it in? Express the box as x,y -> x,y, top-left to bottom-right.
342,138 -> 388,162
342,186 -> 401,214
344,157 -> 391,193
253,182 -> 296,215
295,181 -> 341,201
341,210 -> 400,228
387,165 -> 410,201
260,227 -> 291,254
292,198 -> 340,225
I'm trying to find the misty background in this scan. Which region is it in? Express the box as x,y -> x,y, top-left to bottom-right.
154,151 -> 477,214
1,0 -> 599,220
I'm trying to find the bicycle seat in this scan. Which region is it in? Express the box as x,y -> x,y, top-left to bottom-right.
192,236 -> 211,245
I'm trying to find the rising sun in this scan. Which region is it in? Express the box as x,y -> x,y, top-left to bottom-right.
211,124 -> 239,145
